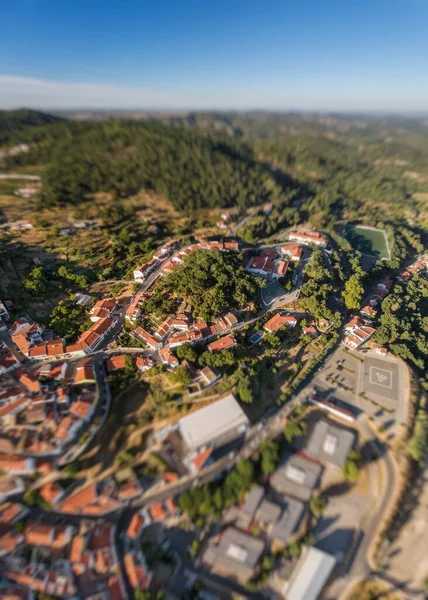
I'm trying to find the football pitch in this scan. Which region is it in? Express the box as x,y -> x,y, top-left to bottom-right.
344,225 -> 390,259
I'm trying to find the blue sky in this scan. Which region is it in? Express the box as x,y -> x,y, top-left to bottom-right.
1,0 -> 427,111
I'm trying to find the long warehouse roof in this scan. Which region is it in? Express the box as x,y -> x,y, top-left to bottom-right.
179,394 -> 249,451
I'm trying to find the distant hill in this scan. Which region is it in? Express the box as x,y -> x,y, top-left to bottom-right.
0,108 -> 64,145
40,119 -> 294,211
55,110 -> 428,141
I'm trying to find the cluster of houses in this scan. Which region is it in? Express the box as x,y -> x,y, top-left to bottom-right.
0,355 -> 98,465
0,512 -> 128,599
343,254 -> 428,351
289,229 -> 328,248
0,143 -> 30,160
396,254 -> 428,283
55,474 -> 144,516
131,310 -> 241,367
10,299 -> 118,360
342,316 -> 376,351
133,237 -> 240,283
13,183 -> 40,198
201,416 -> 356,597
0,481 -> 182,596
245,242 -> 303,281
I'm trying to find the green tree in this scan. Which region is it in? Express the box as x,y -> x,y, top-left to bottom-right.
342,459 -> 360,482
260,440 -> 280,475
408,410 -> 428,466
176,343 -> 198,363
168,365 -> 191,386
237,373 -> 254,404
342,274 -> 365,311
310,494 -> 328,516
264,332 -> 281,349
23,265 -> 47,296
284,419 -> 307,444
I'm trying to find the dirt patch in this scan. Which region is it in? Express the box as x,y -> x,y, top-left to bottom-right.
347,579 -> 403,600
382,465 -> 428,592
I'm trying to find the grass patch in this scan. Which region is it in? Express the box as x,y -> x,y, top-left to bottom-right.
344,224 -> 390,259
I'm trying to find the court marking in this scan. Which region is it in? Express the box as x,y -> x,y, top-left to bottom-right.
369,366 -> 393,389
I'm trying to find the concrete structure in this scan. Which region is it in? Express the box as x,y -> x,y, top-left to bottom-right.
202,527 -> 265,583
133,259 -> 159,283
239,484 -> 304,545
246,256 -> 275,277
264,313 -> 297,333
270,453 -> 322,502
305,420 -> 356,467
285,546 -> 336,600
178,394 -> 249,453
281,244 -> 303,262
240,484 -> 265,528
289,229 -> 328,248
270,497 -> 305,544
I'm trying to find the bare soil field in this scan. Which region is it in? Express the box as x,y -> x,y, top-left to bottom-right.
381,464 -> 428,595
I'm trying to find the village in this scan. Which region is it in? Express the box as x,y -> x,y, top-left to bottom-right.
0,220 -> 426,600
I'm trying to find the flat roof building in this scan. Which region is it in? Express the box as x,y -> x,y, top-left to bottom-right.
202,527 -> 265,583
305,420 -> 356,467
285,546 -> 336,600
178,393 -> 249,453
270,453 -> 322,502
239,484 -> 304,545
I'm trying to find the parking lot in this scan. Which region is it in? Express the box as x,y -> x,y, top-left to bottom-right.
362,356 -> 399,399
312,347 -> 408,436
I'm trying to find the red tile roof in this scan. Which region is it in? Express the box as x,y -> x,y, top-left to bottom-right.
18,372 -> 40,394
59,483 -> 98,513
136,356 -> 154,370
12,334 -> 30,354
64,341 -> 87,354
0,530 -> 22,555
106,355 -> 127,371
126,513 -> 145,539
78,330 -> 100,349
46,339 -> 64,355
159,348 -> 178,365
39,482 -> 63,505
70,400 -> 92,419
165,497 -> 177,514
24,523 -> 71,549
92,298 -> 116,311
134,326 -> 161,348
264,313 -> 296,333
192,446 -> 213,471
0,502 -> 25,525
74,364 -> 95,384
207,335 -> 236,353
281,244 -> 303,260
247,256 -> 274,273
275,260 -> 289,276
290,229 -> 328,244
149,503 -> 167,521
124,553 -> 150,590
90,317 -> 113,337
56,415 -> 76,441
0,396 -> 29,418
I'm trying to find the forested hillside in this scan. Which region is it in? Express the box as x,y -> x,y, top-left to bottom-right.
1,108 -> 428,234
41,121 -> 288,211
0,108 -> 63,145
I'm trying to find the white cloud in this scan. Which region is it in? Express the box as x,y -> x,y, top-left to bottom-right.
0,75 -> 204,110
0,74 -> 427,112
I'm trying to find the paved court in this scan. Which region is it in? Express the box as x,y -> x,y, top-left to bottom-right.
313,347 -> 408,429
360,356 -> 399,403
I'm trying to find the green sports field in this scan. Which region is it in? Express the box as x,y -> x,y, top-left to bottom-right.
344,225 -> 390,259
